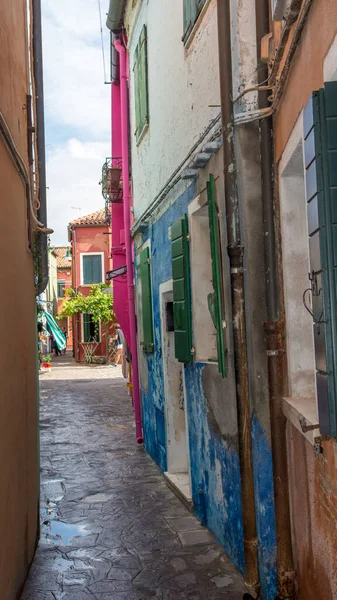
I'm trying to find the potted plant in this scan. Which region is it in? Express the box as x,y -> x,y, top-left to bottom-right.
42,354 -> 52,371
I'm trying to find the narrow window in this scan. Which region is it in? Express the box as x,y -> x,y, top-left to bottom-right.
57,280 -> 66,298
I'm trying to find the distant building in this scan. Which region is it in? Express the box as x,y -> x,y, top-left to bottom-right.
68,209 -> 113,362
54,246 -> 73,350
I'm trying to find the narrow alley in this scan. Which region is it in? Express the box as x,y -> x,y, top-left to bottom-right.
21,356 -> 246,600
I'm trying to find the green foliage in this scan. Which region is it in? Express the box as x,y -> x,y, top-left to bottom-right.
42,354 -> 52,363
58,283 -> 115,326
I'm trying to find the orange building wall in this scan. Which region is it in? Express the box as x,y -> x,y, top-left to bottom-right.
273,2 -> 337,598
0,1 -> 39,598
71,224 -> 112,361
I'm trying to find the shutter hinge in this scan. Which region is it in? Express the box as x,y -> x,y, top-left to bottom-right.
222,320 -> 227,329
191,347 -> 195,354
187,234 -> 191,241
147,258 -> 151,264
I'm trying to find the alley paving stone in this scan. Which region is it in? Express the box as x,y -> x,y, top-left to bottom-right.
22,354 -> 246,600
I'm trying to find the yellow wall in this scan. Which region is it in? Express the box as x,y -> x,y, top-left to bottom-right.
0,1 -> 39,598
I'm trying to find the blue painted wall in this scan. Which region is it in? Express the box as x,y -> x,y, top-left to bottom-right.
138,183 -> 277,600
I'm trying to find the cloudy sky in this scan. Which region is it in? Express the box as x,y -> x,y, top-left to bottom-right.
42,0 -> 111,245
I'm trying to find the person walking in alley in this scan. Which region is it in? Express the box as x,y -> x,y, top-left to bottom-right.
113,324 -> 124,367
52,334 -> 60,356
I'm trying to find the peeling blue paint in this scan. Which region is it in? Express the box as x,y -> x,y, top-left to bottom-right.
184,363 -> 245,574
251,413 -> 277,600
138,183 -> 277,600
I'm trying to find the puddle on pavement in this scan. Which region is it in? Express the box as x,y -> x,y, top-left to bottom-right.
42,519 -> 90,546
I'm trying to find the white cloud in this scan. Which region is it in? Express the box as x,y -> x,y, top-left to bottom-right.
42,0 -> 112,243
46,139 -> 110,245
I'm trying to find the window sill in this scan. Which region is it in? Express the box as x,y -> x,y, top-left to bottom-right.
282,396 -> 320,446
183,0 -> 212,51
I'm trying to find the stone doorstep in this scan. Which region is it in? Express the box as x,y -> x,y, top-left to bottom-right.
164,472 -> 193,513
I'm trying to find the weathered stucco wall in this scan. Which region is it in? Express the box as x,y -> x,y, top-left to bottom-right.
0,1 -> 39,598
125,0 -> 221,220
137,146 -> 277,598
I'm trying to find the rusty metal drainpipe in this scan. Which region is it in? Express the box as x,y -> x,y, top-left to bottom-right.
217,1 -> 259,596
255,0 -> 296,598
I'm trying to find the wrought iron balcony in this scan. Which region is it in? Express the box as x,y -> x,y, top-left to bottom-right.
101,158 -> 123,203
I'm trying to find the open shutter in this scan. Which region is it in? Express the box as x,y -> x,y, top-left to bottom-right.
140,246 -> 154,353
171,215 -> 193,363
134,25 -> 148,141
133,44 -> 141,139
305,81 -> 337,436
207,175 -> 226,378
139,25 -> 148,133
182,0 -> 197,43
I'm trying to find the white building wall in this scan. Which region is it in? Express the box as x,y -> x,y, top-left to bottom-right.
125,0 -> 221,220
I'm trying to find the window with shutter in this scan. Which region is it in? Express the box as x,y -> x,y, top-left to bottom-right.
140,246 -> 154,353
171,215 -> 193,363
133,25 -> 149,142
207,175 -> 227,378
82,254 -> 103,285
304,81 -> 337,436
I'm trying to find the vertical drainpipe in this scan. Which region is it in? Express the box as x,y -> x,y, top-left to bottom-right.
255,1 -> 296,598
114,38 -> 143,444
32,0 -> 47,544
217,1 -> 259,596
33,0 -> 48,297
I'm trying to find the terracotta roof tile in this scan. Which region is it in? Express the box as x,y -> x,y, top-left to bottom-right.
53,246 -> 72,269
69,208 -> 108,227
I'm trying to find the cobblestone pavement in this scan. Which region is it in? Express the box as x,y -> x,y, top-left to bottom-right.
22,354 -> 246,600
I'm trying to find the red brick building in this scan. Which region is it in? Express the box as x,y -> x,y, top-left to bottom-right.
68,209 -> 113,362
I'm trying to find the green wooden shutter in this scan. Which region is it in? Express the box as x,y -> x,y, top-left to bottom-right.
92,255 -> 102,283
139,25 -> 148,133
207,175 -> 226,378
82,255 -> 92,284
171,215 -> 193,363
134,25 -> 148,141
182,0 -> 197,43
133,43 -> 141,139
306,81 -> 337,436
140,246 -> 154,353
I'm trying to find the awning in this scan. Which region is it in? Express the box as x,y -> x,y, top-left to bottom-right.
43,311 -> 66,351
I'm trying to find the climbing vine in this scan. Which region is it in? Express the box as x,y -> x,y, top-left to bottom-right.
57,283 -> 115,326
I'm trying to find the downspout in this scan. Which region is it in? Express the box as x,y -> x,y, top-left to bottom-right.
255,1 -> 296,598
114,38 -> 143,444
217,1 -> 259,596
33,0 -> 48,296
